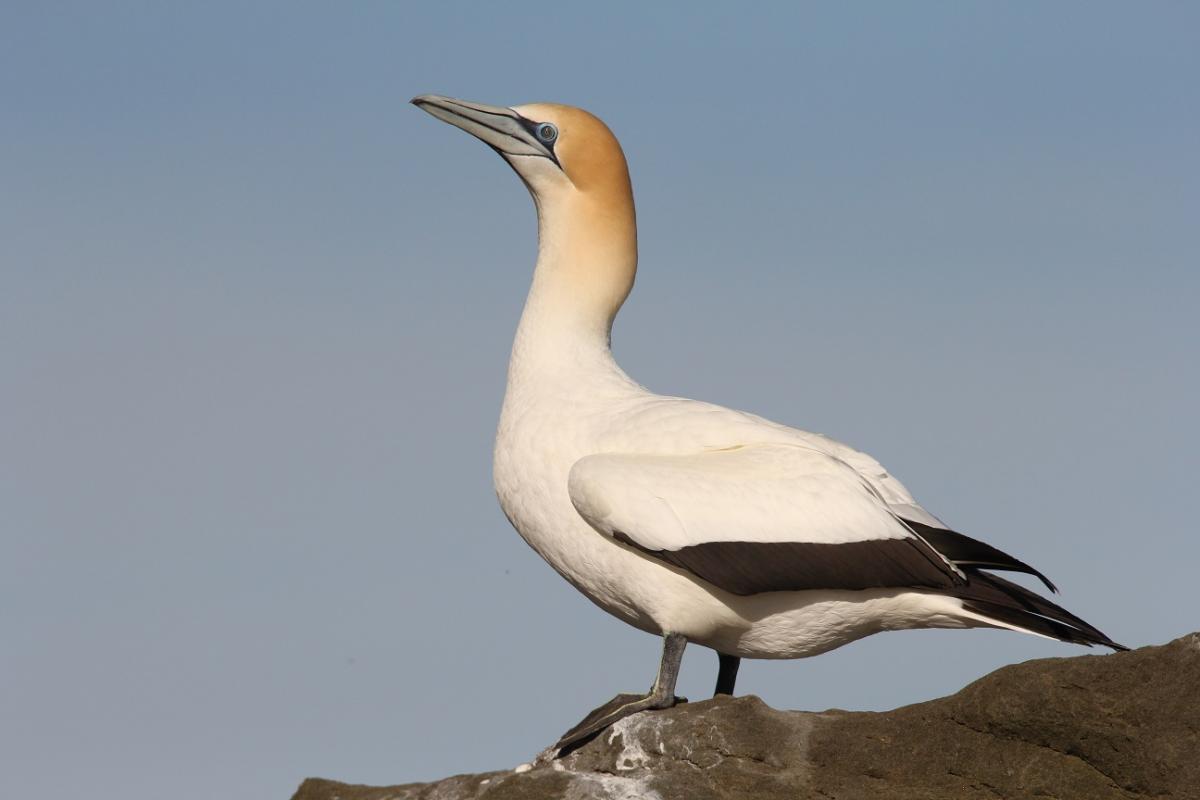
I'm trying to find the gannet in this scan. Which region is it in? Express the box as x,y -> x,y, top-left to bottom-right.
411,94 -> 1124,754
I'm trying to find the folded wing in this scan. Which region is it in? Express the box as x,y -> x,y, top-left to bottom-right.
568,443 -> 963,596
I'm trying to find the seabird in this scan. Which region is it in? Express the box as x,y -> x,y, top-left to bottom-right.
411,94 -> 1125,754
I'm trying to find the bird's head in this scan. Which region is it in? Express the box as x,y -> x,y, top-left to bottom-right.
411,94 -> 633,216
412,94 -> 637,332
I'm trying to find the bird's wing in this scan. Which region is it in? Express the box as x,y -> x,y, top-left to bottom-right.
567,442 -> 964,596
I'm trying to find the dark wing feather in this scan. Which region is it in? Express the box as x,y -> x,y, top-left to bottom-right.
948,569 -> 1126,650
901,518 -> 1058,593
614,533 -> 961,596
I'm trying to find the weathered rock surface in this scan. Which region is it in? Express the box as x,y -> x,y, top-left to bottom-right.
292,633 -> 1200,799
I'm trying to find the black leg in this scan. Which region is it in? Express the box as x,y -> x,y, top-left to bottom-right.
714,652 -> 740,696
552,633 -> 688,755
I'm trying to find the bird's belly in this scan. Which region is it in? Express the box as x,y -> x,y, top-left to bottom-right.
711,589 -> 976,659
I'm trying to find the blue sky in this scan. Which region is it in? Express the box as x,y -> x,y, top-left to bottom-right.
3,3 -> 1198,798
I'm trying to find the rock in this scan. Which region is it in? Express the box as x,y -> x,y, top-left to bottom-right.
291,632 -> 1200,800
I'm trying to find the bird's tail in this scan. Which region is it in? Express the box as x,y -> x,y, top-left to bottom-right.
949,570 -> 1127,651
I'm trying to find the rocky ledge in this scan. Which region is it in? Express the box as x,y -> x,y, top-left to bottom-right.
293,632 -> 1199,799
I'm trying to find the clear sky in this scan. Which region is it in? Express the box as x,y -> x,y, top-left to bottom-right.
3,3 -> 1197,798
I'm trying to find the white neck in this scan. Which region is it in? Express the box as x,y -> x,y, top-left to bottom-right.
504,187 -> 639,397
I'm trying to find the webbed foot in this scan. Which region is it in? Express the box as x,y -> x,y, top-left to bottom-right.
552,690 -> 686,756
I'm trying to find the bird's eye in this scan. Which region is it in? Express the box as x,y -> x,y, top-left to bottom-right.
536,123 -> 558,144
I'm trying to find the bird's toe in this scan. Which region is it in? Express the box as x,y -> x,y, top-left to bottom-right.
552,691 -> 682,757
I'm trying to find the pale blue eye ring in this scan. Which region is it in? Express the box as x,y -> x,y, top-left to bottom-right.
536,123 -> 558,143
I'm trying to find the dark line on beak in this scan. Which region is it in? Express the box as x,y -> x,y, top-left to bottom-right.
440,97 -> 519,121
462,113 -> 527,145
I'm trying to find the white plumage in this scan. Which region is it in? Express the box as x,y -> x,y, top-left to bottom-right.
412,93 -> 1121,751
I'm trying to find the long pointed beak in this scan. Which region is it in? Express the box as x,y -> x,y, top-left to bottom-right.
411,94 -> 555,162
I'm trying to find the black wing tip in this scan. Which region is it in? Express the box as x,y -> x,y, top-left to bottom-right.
955,571 -> 1123,652
956,560 -> 1059,594
1025,566 -> 1059,594
1023,568 -> 1058,595
899,518 -> 1060,594
1072,629 -> 1128,652
1064,635 -> 1128,652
